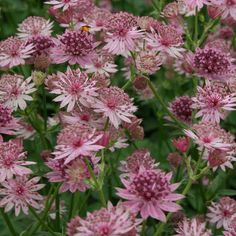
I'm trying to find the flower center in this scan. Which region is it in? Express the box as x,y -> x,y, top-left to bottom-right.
15,186 -> 25,196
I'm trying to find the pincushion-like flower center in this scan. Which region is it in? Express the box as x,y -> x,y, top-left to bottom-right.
73,138 -> 84,148
69,81 -> 82,94
15,185 -> 25,196
3,156 -> 14,167
206,95 -> 220,107
208,149 -> 227,167
107,99 -> 117,110
0,106 -> 12,126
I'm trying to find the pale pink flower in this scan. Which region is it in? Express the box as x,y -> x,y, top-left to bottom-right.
175,217 -> 212,236
14,119 -> 36,140
184,0 -> 210,10
46,156 -> 99,193
223,216 -> 236,236
162,2 -> 179,18
0,139 -> 34,182
53,123 -> 103,164
192,81 -> 236,123
119,149 -> 157,174
192,46 -> 234,80
17,16 -> 53,40
67,216 -> 80,236
0,176 -> 44,216
0,37 -> 34,68
0,104 -> 19,135
93,87 -> 137,129
49,67 -> 98,112
103,12 -> 143,57
207,197 -> 236,229
211,0 -> 236,20
51,30 -> 95,66
145,25 -> 185,58
73,202 -> 142,236
0,74 -> 36,110
116,168 -> 184,221
45,0 -> 78,11
184,123 -> 233,151
174,54 -> 194,77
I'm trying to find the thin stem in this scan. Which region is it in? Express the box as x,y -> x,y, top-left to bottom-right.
0,209 -> 17,236
42,84 -> 47,131
55,193 -> 61,231
68,193 -> 75,219
194,8 -> 198,43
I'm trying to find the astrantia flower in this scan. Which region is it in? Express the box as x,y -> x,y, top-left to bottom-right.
119,149 -> 157,174
174,54 -> 194,77
224,217 -> 236,236
0,139 -> 34,182
45,0 -> 78,11
162,2 -> 179,18
53,123 -> 103,164
211,0 -> 236,20
67,216 -> 81,236
0,176 -> 44,216
17,16 -> 53,40
175,217 -> 212,236
103,12 -> 143,57
207,197 -> 236,229
170,96 -> 193,123
192,46 -> 234,80
51,30 -> 95,66
0,74 -> 36,110
46,156 -> 99,192
192,81 -> 236,123
72,202 -> 142,236
184,0 -> 210,10
0,104 -> 19,135
116,168 -> 184,221
49,67 -> 98,112
184,123 -> 233,151
145,24 -> 185,58
14,119 -> 36,140
136,50 -> 162,75
0,37 -> 34,68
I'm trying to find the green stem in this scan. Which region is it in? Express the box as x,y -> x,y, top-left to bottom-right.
29,207 -> 57,236
0,209 -> 17,236
68,193 -> 75,219
55,193 -> 60,231
42,84 -> 47,131
194,8 -> 198,43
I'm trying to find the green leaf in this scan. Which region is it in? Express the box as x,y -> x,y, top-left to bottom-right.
219,189 -> 236,196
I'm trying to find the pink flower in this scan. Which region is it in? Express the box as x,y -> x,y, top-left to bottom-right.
103,12 -> 143,57
17,16 -> 53,40
184,0 -> 210,10
0,139 -> 35,182
51,30 -> 95,66
46,156 -> 99,193
53,123 -> 103,164
172,137 -> 190,153
0,104 -> 19,135
93,86 -> 137,129
223,216 -> 236,236
119,149 -> 157,174
71,202 -> 142,235
192,46 -> 234,80
192,81 -> 236,123
116,168 -> 184,221
45,0 -> 78,11
0,176 -> 44,216
49,67 -> 98,112
207,197 -> 236,229
0,37 -> 34,68
0,74 -> 36,110
175,217 -> 212,236
145,25 -> 185,58
211,0 -> 236,20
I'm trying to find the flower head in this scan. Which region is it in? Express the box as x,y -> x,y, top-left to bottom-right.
45,0 -> 78,11
116,168 -> 184,221
93,87 -> 137,129
51,30 -> 95,66
53,123 -> 103,164
207,197 -> 236,229
174,217 -> 212,236
71,202 -> 142,236
49,67 -> 98,112
0,176 -> 44,216
223,216 -> 236,236
146,24 -> 185,58
192,81 -> 236,123
0,37 -> 34,68
0,74 -> 36,110
192,46 -> 234,80
17,16 -> 53,40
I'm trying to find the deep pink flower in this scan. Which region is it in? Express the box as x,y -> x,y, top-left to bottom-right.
51,30 -> 95,66
172,136 -> 190,153
175,217 -> 212,236
146,24 -> 185,58
0,139 -> 35,182
0,176 -> 44,216
49,67 -> 98,112
71,202 -> 142,235
207,197 -> 236,229
0,74 -> 36,110
53,123 -> 103,164
93,87 -> 137,129
0,37 -> 34,68
17,16 -> 53,40
116,168 -> 184,221
192,46 -> 234,80
192,81 -> 236,123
